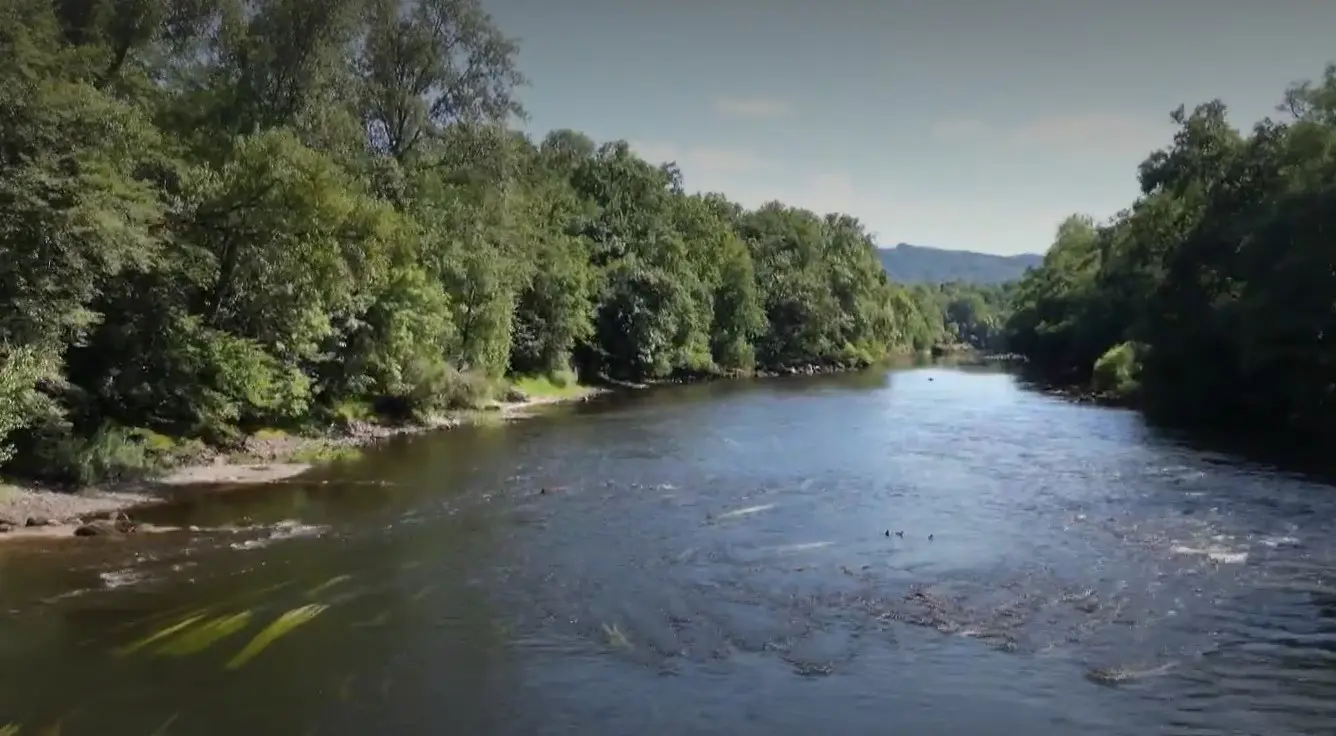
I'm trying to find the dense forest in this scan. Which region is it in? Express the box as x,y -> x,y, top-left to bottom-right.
1005,64 -> 1336,437
876,244 -> 1041,286
907,282 -> 1015,352
0,0 -> 1012,483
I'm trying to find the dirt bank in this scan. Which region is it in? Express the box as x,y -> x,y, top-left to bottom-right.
0,388 -> 606,544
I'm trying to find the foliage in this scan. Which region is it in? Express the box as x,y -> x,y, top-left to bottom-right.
0,0 -> 983,482
908,281 -> 1017,352
1005,64 -> 1336,435
1090,342 -> 1142,398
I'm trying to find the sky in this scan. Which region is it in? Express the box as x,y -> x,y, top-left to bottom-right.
481,0 -> 1336,256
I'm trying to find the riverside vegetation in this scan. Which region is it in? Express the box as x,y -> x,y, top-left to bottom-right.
0,0 -> 1012,494
1005,64 -> 1336,438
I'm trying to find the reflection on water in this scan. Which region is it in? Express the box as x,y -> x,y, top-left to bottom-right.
1,366 -> 1336,733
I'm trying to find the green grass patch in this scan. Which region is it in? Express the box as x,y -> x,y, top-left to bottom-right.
509,370 -> 588,400
287,444 -> 362,464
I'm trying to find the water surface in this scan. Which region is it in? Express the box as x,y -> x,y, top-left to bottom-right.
2,366 -> 1335,735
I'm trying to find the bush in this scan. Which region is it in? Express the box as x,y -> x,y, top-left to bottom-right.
6,423 -> 208,487
1091,341 -> 1143,397
27,426 -> 154,487
372,359 -> 495,420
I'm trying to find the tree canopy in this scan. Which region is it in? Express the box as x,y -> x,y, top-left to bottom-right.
0,0 -> 969,480
1005,64 -> 1336,437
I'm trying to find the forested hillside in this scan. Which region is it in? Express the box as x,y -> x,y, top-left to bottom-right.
1005,64 -> 1336,437
876,244 -> 1041,285
0,0 -> 971,481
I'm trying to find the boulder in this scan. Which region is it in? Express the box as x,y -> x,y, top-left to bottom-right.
73,518 -> 138,537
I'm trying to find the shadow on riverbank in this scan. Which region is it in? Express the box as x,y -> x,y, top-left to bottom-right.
1143,420 -> 1336,487
1008,365 -> 1336,486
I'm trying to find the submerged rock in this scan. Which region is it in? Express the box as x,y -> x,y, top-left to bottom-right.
74,517 -> 139,537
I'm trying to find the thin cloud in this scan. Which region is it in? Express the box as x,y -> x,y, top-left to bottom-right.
805,172 -> 856,199
930,118 -> 990,141
1010,112 -> 1171,150
630,141 -> 772,175
713,96 -> 793,119
929,112 -> 1171,154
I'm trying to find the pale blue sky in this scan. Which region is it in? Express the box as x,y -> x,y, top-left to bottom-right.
482,0 -> 1336,255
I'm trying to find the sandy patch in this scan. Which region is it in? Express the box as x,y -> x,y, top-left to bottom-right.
155,463 -> 314,486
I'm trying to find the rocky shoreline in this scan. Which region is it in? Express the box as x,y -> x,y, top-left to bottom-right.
0,390 -> 605,544
1035,383 -> 1135,408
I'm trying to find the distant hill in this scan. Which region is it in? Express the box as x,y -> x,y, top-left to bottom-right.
876,243 -> 1042,285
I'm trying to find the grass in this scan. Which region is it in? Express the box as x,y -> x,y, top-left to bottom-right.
509,370 -> 590,401
287,444 -> 362,464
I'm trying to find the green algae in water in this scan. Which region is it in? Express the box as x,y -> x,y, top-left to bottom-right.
95,580 -> 292,647
0,724 -> 18,735
351,610 -> 390,628
148,713 -> 179,736
306,575 -> 352,597
106,602 -> 210,636
338,674 -> 353,701
114,613 -> 209,656
36,706 -> 82,736
602,623 -> 632,650
225,604 -> 329,670
155,612 -> 254,657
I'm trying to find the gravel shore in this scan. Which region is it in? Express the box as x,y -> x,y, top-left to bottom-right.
0,390 -> 604,543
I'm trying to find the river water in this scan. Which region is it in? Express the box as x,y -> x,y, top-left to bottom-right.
2,365 -> 1336,734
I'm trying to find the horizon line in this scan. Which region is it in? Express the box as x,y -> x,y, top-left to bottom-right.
877,242 -> 1044,258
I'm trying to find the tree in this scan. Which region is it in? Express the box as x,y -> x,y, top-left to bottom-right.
1005,64 -> 1336,437
0,0 -> 949,482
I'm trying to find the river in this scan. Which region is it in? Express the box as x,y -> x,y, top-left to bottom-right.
2,365 -> 1336,734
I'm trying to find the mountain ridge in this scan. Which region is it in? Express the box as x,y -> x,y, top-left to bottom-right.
876,243 -> 1042,285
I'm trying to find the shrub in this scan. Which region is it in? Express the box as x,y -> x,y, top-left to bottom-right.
1091,341 -> 1143,397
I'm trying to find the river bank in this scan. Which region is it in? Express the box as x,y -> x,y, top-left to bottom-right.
0,361 -> 889,544
0,389 -> 606,543
1035,383 -> 1134,408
